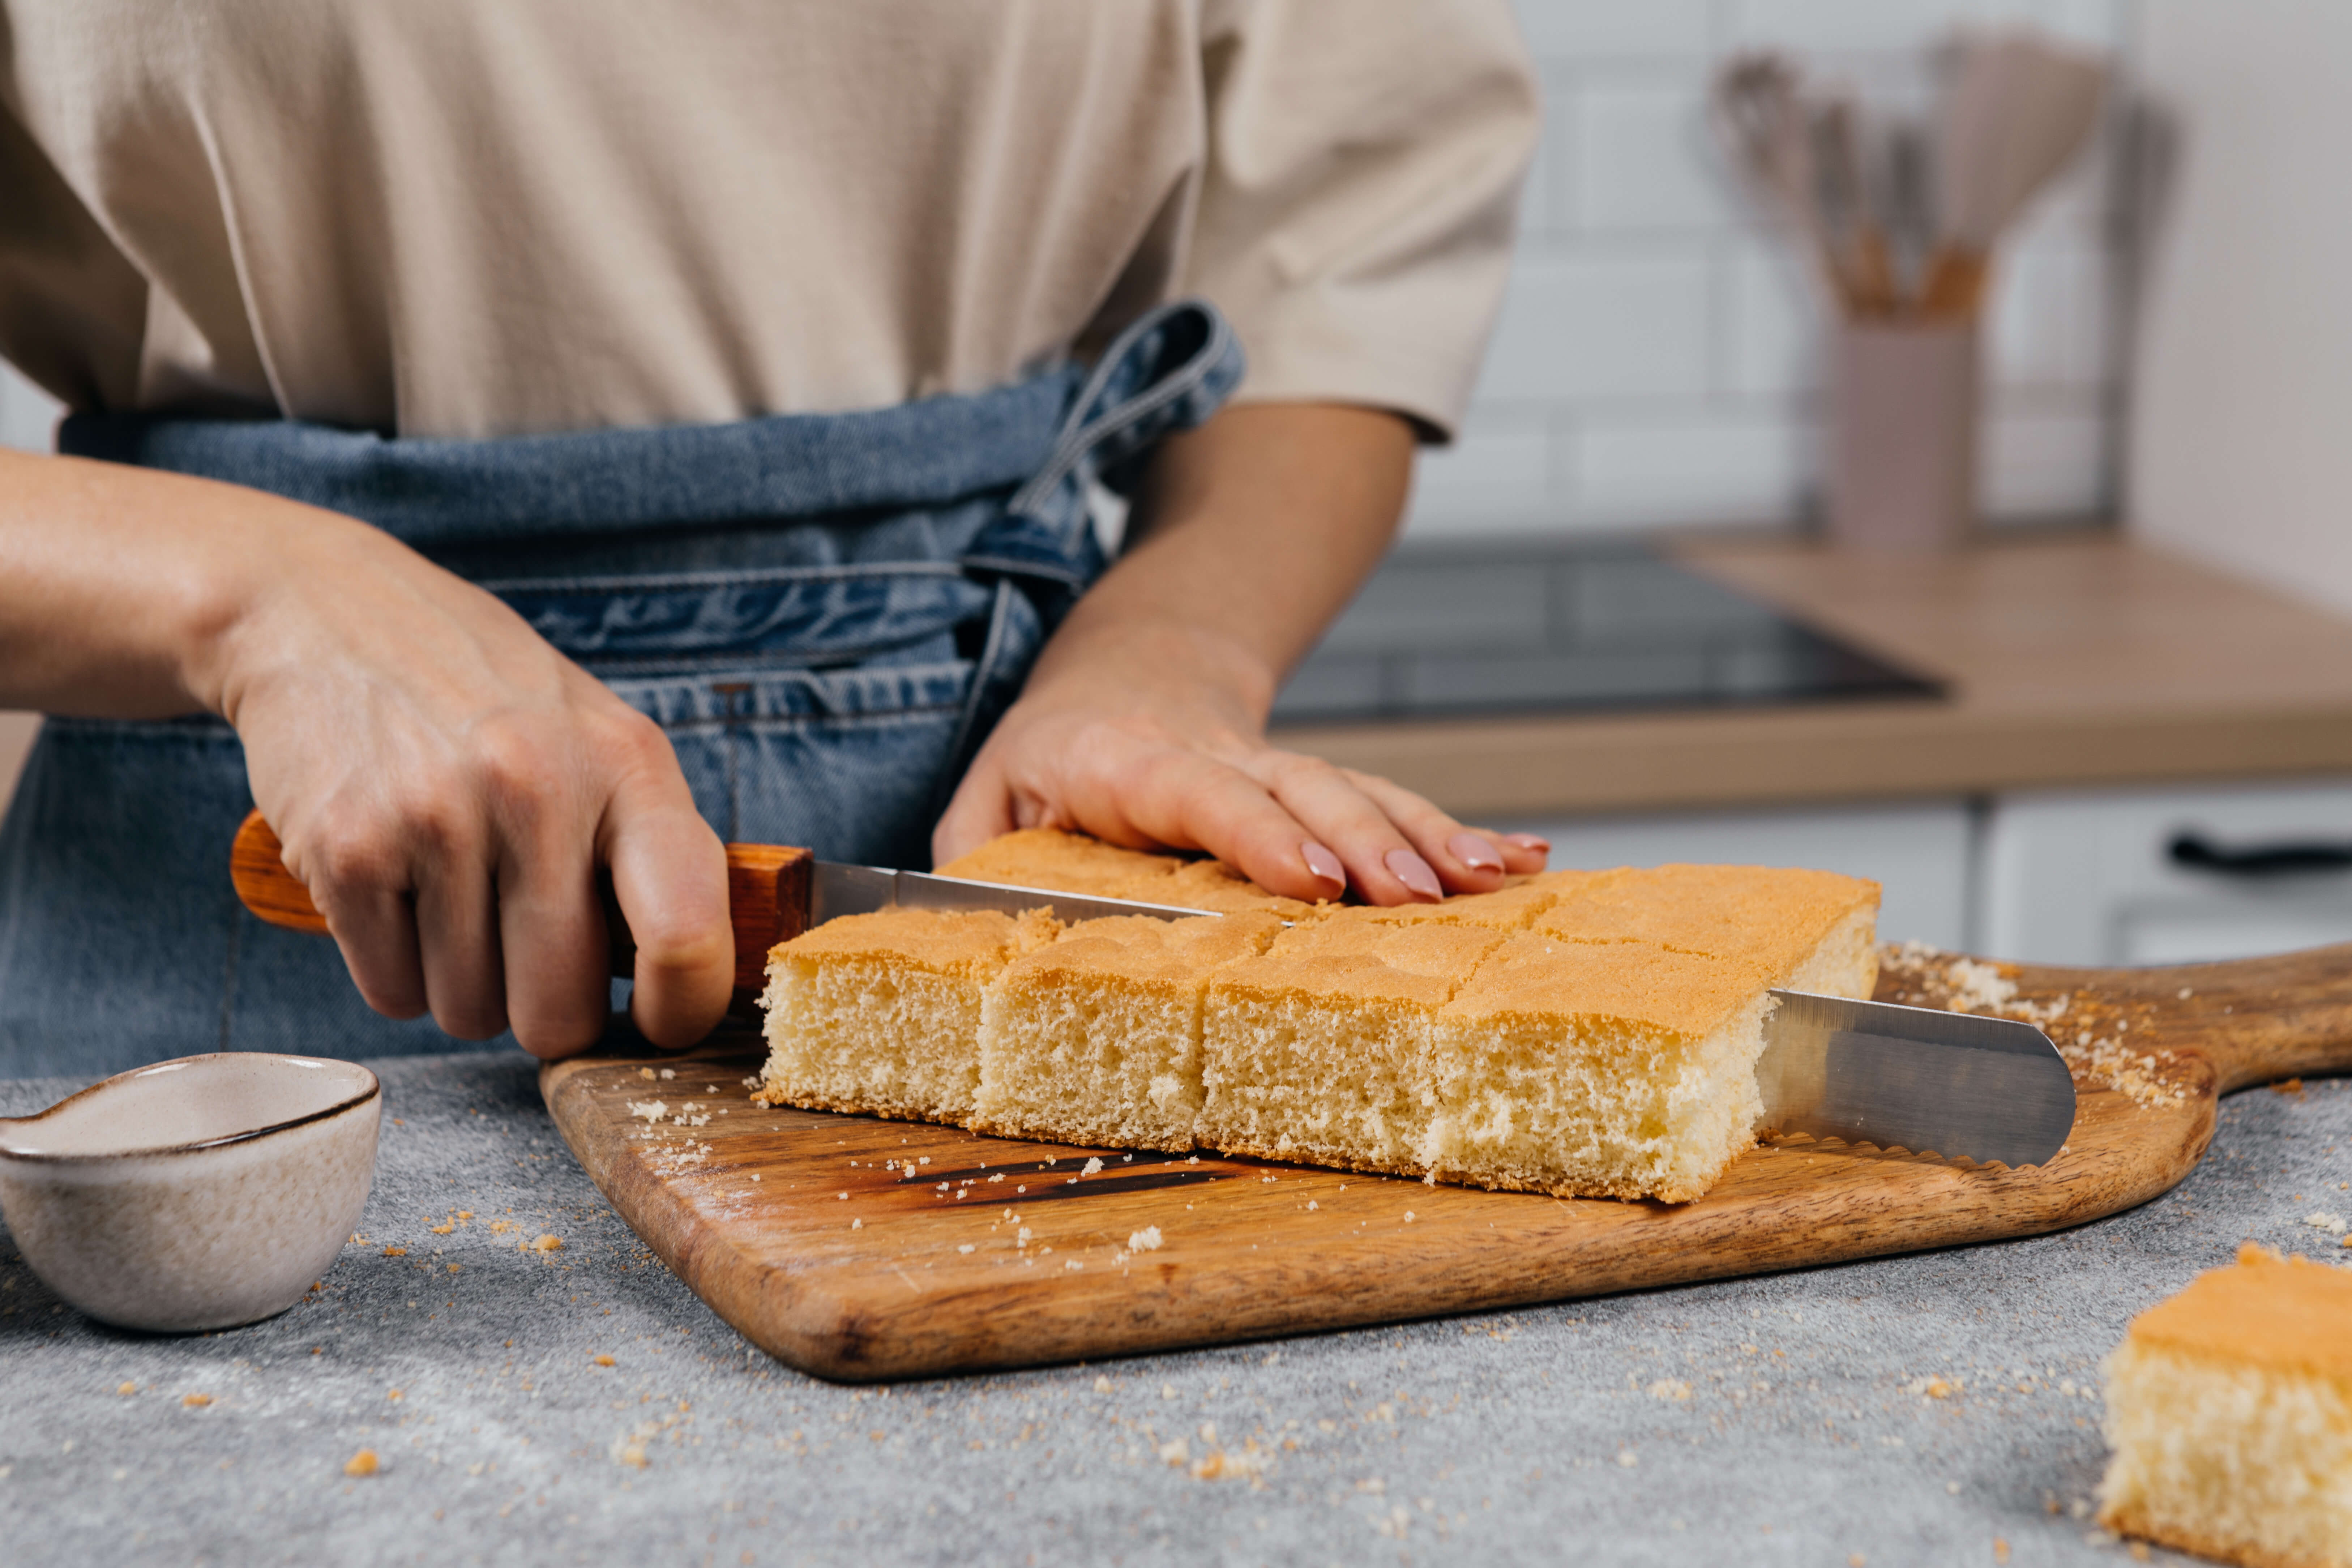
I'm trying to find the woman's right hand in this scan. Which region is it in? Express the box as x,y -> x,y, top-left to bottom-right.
0,452 -> 735,1057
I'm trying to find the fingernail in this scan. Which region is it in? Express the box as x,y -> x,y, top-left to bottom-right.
1447,832 -> 1503,873
1302,841 -> 1346,888
1504,832 -> 1551,854
1384,848 -> 1443,901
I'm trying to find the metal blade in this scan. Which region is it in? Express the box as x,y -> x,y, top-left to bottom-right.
1756,990 -> 2076,1168
808,863 -> 1221,928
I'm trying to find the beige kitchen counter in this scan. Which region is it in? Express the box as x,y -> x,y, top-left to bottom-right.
1273,533 -> 2352,819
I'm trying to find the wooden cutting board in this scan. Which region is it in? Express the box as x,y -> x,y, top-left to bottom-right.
541,945 -> 2352,1382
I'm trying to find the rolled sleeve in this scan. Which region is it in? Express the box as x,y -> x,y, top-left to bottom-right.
1184,0 -> 1539,442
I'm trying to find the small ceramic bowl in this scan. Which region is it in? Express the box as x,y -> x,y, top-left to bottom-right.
0,1053 -> 380,1333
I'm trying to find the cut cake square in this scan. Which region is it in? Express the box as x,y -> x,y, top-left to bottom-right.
1198,911 -> 1505,1174
757,907 -> 1059,1124
2098,1242 -> 2352,1568
1421,935 -> 1788,1202
972,912 -> 1286,1150
1534,863 -> 1880,997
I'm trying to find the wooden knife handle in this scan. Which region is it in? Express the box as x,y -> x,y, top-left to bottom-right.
230,809 -> 813,1000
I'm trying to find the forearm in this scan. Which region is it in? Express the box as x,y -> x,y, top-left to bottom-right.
0,449 -> 366,718
0,447 -> 732,1053
1029,402 -> 1414,725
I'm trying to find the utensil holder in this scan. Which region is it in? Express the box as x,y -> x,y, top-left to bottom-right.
1826,318 -> 1979,552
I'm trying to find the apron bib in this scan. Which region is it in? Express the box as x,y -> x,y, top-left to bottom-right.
0,301 -> 1241,1077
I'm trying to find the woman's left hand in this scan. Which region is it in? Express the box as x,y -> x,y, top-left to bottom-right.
932,402 -> 1548,903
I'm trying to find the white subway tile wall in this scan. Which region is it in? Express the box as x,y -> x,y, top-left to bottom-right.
1406,0 -> 2134,540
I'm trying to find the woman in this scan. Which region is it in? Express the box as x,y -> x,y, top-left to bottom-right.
0,2 -> 1546,1078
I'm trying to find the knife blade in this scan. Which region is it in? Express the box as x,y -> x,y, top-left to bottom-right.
1755,989 -> 2074,1168
810,862 -> 1230,927
231,811 -> 2075,1166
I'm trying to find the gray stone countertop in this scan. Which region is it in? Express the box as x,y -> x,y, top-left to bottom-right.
1,1051 -> 2345,1568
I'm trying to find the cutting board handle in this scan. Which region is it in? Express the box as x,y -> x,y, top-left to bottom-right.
229,809 -> 812,1000
2002,948 -> 2352,1095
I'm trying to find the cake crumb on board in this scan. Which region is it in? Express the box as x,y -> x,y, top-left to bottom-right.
343,1449 -> 378,1477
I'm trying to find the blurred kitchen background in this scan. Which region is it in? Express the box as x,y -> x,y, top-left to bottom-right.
8,0 -> 2352,966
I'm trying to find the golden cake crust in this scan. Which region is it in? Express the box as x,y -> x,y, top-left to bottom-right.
1535,863 -> 1880,981
1440,932 -> 1771,1042
1112,860 -> 1320,921
1009,911 -> 1284,987
772,907 -> 1059,976
1213,910 -> 1503,1008
2122,1242 -> 2352,1384
1350,880 -> 1561,931
933,828 -> 1180,897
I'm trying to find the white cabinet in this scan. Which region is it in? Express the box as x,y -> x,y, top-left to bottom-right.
1980,779 -> 2352,966
1499,800 -> 1976,950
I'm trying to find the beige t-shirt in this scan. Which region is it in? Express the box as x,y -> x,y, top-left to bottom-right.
0,1 -> 1536,442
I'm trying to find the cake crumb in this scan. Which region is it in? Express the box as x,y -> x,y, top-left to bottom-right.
380,1247 -> 406,1257
533,1234 -> 563,1253
343,1449 -> 378,1477
181,1393 -> 211,1408
1081,1157 -> 1104,1176
638,1067 -> 656,1080
593,1355 -> 615,1367
1093,1376 -> 1112,1393
2304,1211 -> 2347,1235
1646,1380 -> 1691,1402
1993,1539 -> 2010,1564
957,1244 -> 976,1255
851,1219 -> 862,1230
116,1381 -> 136,1396
1128,1226 -> 1164,1252
658,1068 -> 675,1080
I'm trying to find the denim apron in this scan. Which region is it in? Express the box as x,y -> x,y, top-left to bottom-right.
0,300 -> 1242,1078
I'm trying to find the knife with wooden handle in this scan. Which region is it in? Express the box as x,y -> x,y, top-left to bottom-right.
231,808 -> 2077,1166
230,809 -> 1214,1002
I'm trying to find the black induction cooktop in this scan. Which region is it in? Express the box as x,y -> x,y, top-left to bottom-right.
1269,542 -> 1943,725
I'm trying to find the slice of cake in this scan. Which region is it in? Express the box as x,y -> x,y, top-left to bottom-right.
757,907 -> 1058,1123
1198,912 -> 1506,1175
972,913 -> 1286,1150
1534,863 -> 1881,996
2098,1242 -> 2352,1568
1420,935 -> 1789,1202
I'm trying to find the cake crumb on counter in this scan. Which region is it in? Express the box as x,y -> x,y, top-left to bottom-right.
343,1449 -> 378,1477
